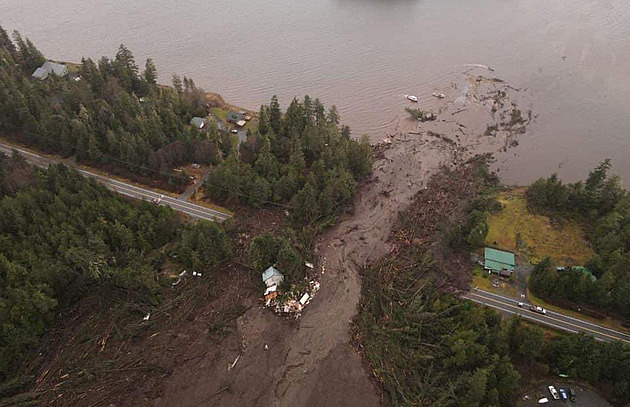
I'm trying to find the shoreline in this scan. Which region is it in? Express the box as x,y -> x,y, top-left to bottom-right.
61,60 -> 256,116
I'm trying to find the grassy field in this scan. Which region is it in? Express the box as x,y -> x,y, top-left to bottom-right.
486,188 -> 594,265
209,106 -> 229,122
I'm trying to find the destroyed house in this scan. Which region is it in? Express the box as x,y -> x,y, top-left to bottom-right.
262,266 -> 284,287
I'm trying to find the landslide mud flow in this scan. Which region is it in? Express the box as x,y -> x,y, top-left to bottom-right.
155,73 -> 532,407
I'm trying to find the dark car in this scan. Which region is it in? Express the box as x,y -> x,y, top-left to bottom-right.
569,388 -> 576,402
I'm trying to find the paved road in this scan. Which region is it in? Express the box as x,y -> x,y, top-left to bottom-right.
0,142 -> 232,223
464,289 -> 630,344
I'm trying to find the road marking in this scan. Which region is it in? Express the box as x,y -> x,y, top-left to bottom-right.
1,143 -> 231,222
474,289 -> 630,339
77,171 -> 230,220
108,182 -> 226,222
467,292 -> 630,343
466,297 -> 579,334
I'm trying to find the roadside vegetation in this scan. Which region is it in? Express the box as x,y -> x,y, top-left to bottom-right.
525,160 -> 630,319
354,159 -> 630,406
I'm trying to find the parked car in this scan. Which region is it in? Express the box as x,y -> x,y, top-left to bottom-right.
548,386 -> 560,400
231,129 -> 238,134
559,388 -> 568,401
569,388 -> 576,402
530,305 -> 547,315
518,302 -> 524,308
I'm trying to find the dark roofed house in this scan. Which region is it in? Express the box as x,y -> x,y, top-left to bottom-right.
226,111 -> 244,124
190,117 -> 206,129
484,247 -> 516,276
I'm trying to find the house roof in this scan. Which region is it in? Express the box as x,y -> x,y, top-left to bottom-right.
485,259 -> 514,272
572,266 -> 597,282
190,117 -> 205,129
41,61 -> 67,76
32,67 -> 49,79
484,247 -> 515,271
262,266 -> 283,282
227,111 -> 243,121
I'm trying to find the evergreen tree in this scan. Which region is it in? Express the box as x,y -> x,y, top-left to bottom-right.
269,95 -> 282,135
258,105 -> 270,135
0,25 -> 16,55
143,58 -> 157,85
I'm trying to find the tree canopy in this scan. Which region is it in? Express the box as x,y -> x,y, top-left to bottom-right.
206,95 -> 372,224
0,155 -> 231,379
0,27 -> 221,189
526,161 -> 630,318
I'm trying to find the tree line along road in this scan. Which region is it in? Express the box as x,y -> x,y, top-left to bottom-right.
0,141 -> 232,223
464,289 -> 630,343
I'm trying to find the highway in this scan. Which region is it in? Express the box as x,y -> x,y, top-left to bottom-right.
0,141 -> 232,223
464,289 -> 630,343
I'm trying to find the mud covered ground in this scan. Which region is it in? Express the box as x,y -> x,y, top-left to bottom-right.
150,73 -> 534,407
24,72 -> 533,406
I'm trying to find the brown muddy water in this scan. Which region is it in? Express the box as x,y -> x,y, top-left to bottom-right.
2,0 -> 629,184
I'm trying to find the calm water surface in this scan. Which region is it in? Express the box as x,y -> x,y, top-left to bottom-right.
2,0 -> 629,184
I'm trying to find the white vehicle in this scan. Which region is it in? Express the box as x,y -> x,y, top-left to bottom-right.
518,302 -> 524,308
405,95 -> 418,102
548,385 -> 560,400
231,129 -> 238,134
152,194 -> 164,205
530,305 -> 547,315
537,397 -> 549,404
432,92 -> 446,99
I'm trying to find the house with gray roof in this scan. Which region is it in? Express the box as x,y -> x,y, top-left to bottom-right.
262,266 -> 284,287
31,61 -> 68,80
32,67 -> 49,80
190,117 -> 206,129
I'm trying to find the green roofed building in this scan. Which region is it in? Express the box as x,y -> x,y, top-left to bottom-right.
484,247 -> 516,276
571,266 -> 597,282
